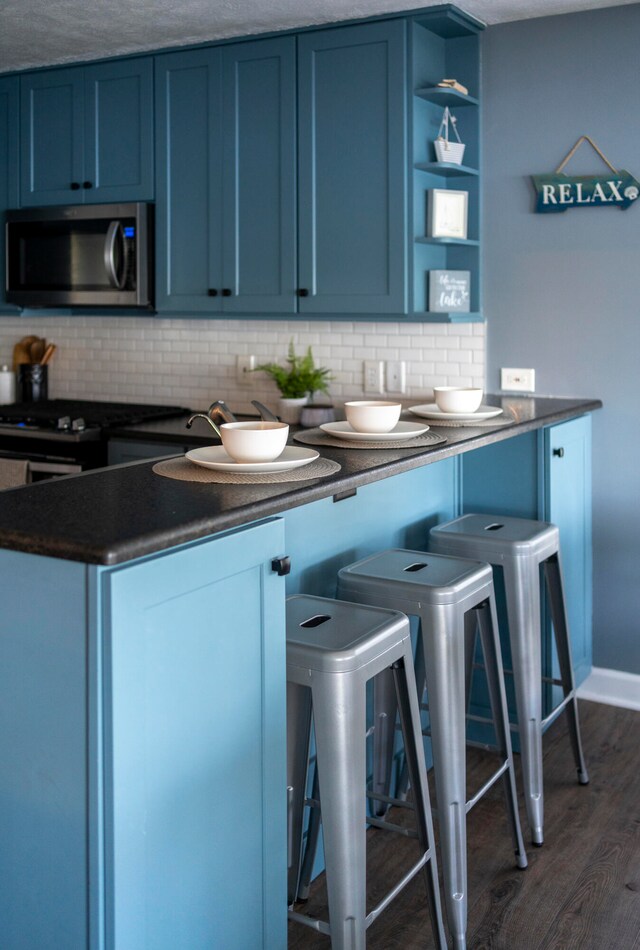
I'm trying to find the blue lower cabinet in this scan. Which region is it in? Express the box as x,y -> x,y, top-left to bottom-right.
0,519 -> 287,950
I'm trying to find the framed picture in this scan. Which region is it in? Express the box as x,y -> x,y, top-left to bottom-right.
428,269 -> 471,312
427,189 -> 468,239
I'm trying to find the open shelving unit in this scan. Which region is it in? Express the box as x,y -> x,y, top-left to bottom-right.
409,8 -> 483,322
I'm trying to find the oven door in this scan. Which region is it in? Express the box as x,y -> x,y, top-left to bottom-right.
0,441 -> 105,482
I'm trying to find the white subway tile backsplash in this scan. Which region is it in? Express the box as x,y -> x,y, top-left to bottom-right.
0,316 -> 486,413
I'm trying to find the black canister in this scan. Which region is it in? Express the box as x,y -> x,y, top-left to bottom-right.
18,363 -> 48,402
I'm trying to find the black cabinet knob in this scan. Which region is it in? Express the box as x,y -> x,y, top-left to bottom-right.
208,289 -> 219,297
271,556 -> 291,577
82,181 -> 93,189
553,447 -> 565,458
297,288 -> 309,297
70,182 -> 80,190
222,288 -> 232,297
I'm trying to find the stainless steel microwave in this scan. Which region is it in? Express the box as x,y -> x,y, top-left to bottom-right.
5,202 -> 153,309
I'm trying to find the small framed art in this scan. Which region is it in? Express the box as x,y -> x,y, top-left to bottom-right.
427,189 -> 468,239
428,269 -> 470,312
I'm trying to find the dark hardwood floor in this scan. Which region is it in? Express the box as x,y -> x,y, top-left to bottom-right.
287,700 -> 640,949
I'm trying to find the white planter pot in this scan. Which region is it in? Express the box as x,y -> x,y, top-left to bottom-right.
277,396 -> 308,424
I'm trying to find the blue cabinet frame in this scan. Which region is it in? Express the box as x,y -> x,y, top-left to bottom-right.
0,77 -> 19,313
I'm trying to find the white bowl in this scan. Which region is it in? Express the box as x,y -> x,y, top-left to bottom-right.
344,400 -> 402,433
220,421 -> 289,463
433,387 -> 483,414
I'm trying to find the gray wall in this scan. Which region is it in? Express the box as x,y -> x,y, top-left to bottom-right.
483,4 -> 640,675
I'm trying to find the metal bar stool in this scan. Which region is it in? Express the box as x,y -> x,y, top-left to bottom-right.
336,550 -> 528,950
286,594 -> 446,950
429,513 -> 589,846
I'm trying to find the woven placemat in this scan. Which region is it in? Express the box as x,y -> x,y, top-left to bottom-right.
153,455 -> 341,484
293,428 -> 446,450
424,416 -> 514,428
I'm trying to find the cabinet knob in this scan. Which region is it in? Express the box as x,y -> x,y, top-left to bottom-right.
297,288 -> 309,297
82,181 -> 93,189
70,182 -> 81,190
222,288 -> 233,297
271,556 -> 291,577
553,447 -> 565,458
207,289 -> 219,297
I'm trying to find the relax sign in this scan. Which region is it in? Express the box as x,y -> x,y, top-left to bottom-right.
532,171 -> 640,213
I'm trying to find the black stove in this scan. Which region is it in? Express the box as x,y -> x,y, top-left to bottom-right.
0,400 -> 190,480
0,399 -> 190,442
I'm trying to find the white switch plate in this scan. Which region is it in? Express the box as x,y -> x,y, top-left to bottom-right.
386,360 -> 407,394
363,360 -> 384,394
236,355 -> 256,385
501,367 -> 535,392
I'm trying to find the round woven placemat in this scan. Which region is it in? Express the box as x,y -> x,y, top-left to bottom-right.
153,455 -> 341,484
293,428 -> 446,450
423,416 -> 513,428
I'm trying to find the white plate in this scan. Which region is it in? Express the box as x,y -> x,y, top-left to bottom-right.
186,445 -> 319,473
320,420 -> 430,442
408,403 -> 504,422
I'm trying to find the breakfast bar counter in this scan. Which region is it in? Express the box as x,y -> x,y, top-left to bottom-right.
0,394 -> 601,950
0,395 -> 601,565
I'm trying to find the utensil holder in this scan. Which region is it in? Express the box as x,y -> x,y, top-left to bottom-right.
18,364 -> 48,402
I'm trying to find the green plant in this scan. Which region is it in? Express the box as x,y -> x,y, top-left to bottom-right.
254,341 -> 332,399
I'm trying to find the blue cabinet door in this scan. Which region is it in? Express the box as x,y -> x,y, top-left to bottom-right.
297,21 -> 408,314
20,67 -> 84,206
544,415 -> 593,686
155,47 -> 224,313
102,520 -> 287,950
84,58 -> 154,202
0,77 -> 19,313
20,59 -> 153,206
221,37 -> 297,313
156,38 -> 296,315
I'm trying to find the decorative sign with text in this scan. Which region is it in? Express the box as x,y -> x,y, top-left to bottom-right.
429,270 -> 470,312
532,135 -> 639,214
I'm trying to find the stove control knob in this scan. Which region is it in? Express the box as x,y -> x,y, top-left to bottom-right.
57,416 -> 71,430
71,417 -> 86,432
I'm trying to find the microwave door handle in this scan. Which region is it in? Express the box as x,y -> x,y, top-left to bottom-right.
103,221 -> 127,290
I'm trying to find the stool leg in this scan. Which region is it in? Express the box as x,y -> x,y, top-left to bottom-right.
543,554 -> 589,785
297,764 -> 321,901
396,633 -> 427,801
475,597 -> 528,869
392,654 -> 447,950
287,682 -> 313,905
372,668 -> 398,816
421,607 -> 468,950
502,559 -> 544,845
312,670 -> 367,950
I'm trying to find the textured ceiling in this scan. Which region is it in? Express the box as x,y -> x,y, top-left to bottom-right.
0,0 -> 635,74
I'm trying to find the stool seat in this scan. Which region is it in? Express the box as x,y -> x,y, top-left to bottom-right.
430,513 -> 589,847
286,594 -> 446,950
337,550 -> 528,950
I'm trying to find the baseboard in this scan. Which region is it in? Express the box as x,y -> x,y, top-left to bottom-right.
577,666 -> 640,711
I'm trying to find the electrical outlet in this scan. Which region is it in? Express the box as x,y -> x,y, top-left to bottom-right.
363,360 -> 384,394
501,367 -> 535,392
385,360 -> 407,394
236,355 -> 256,385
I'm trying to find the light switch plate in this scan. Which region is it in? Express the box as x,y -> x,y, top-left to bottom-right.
501,367 -> 535,392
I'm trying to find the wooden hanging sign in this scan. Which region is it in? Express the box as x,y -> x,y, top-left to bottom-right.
532,136 -> 640,213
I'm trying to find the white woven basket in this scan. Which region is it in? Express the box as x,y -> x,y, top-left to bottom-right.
434,138 -> 465,165
434,107 -> 465,165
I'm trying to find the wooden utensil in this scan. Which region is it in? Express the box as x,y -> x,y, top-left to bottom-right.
29,339 -> 46,363
12,336 -> 39,371
40,344 -> 57,365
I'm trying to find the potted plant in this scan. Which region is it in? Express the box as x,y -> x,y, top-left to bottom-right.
254,341 -> 333,423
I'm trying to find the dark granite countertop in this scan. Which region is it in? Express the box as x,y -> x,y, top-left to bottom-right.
0,395 -> 602,566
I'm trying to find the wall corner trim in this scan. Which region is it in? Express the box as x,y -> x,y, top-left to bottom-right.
576,666 -> 640,711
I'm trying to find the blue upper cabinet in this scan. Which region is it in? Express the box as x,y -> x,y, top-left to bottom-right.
0,77 -> 19,313
20,58 -> 154,206
155,37 -> 296,314
297,20 -> 407,315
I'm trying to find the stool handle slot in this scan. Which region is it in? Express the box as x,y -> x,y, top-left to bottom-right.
403,562 -> 428,573
484,523 -> 504,531
300,613 -> 332,628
